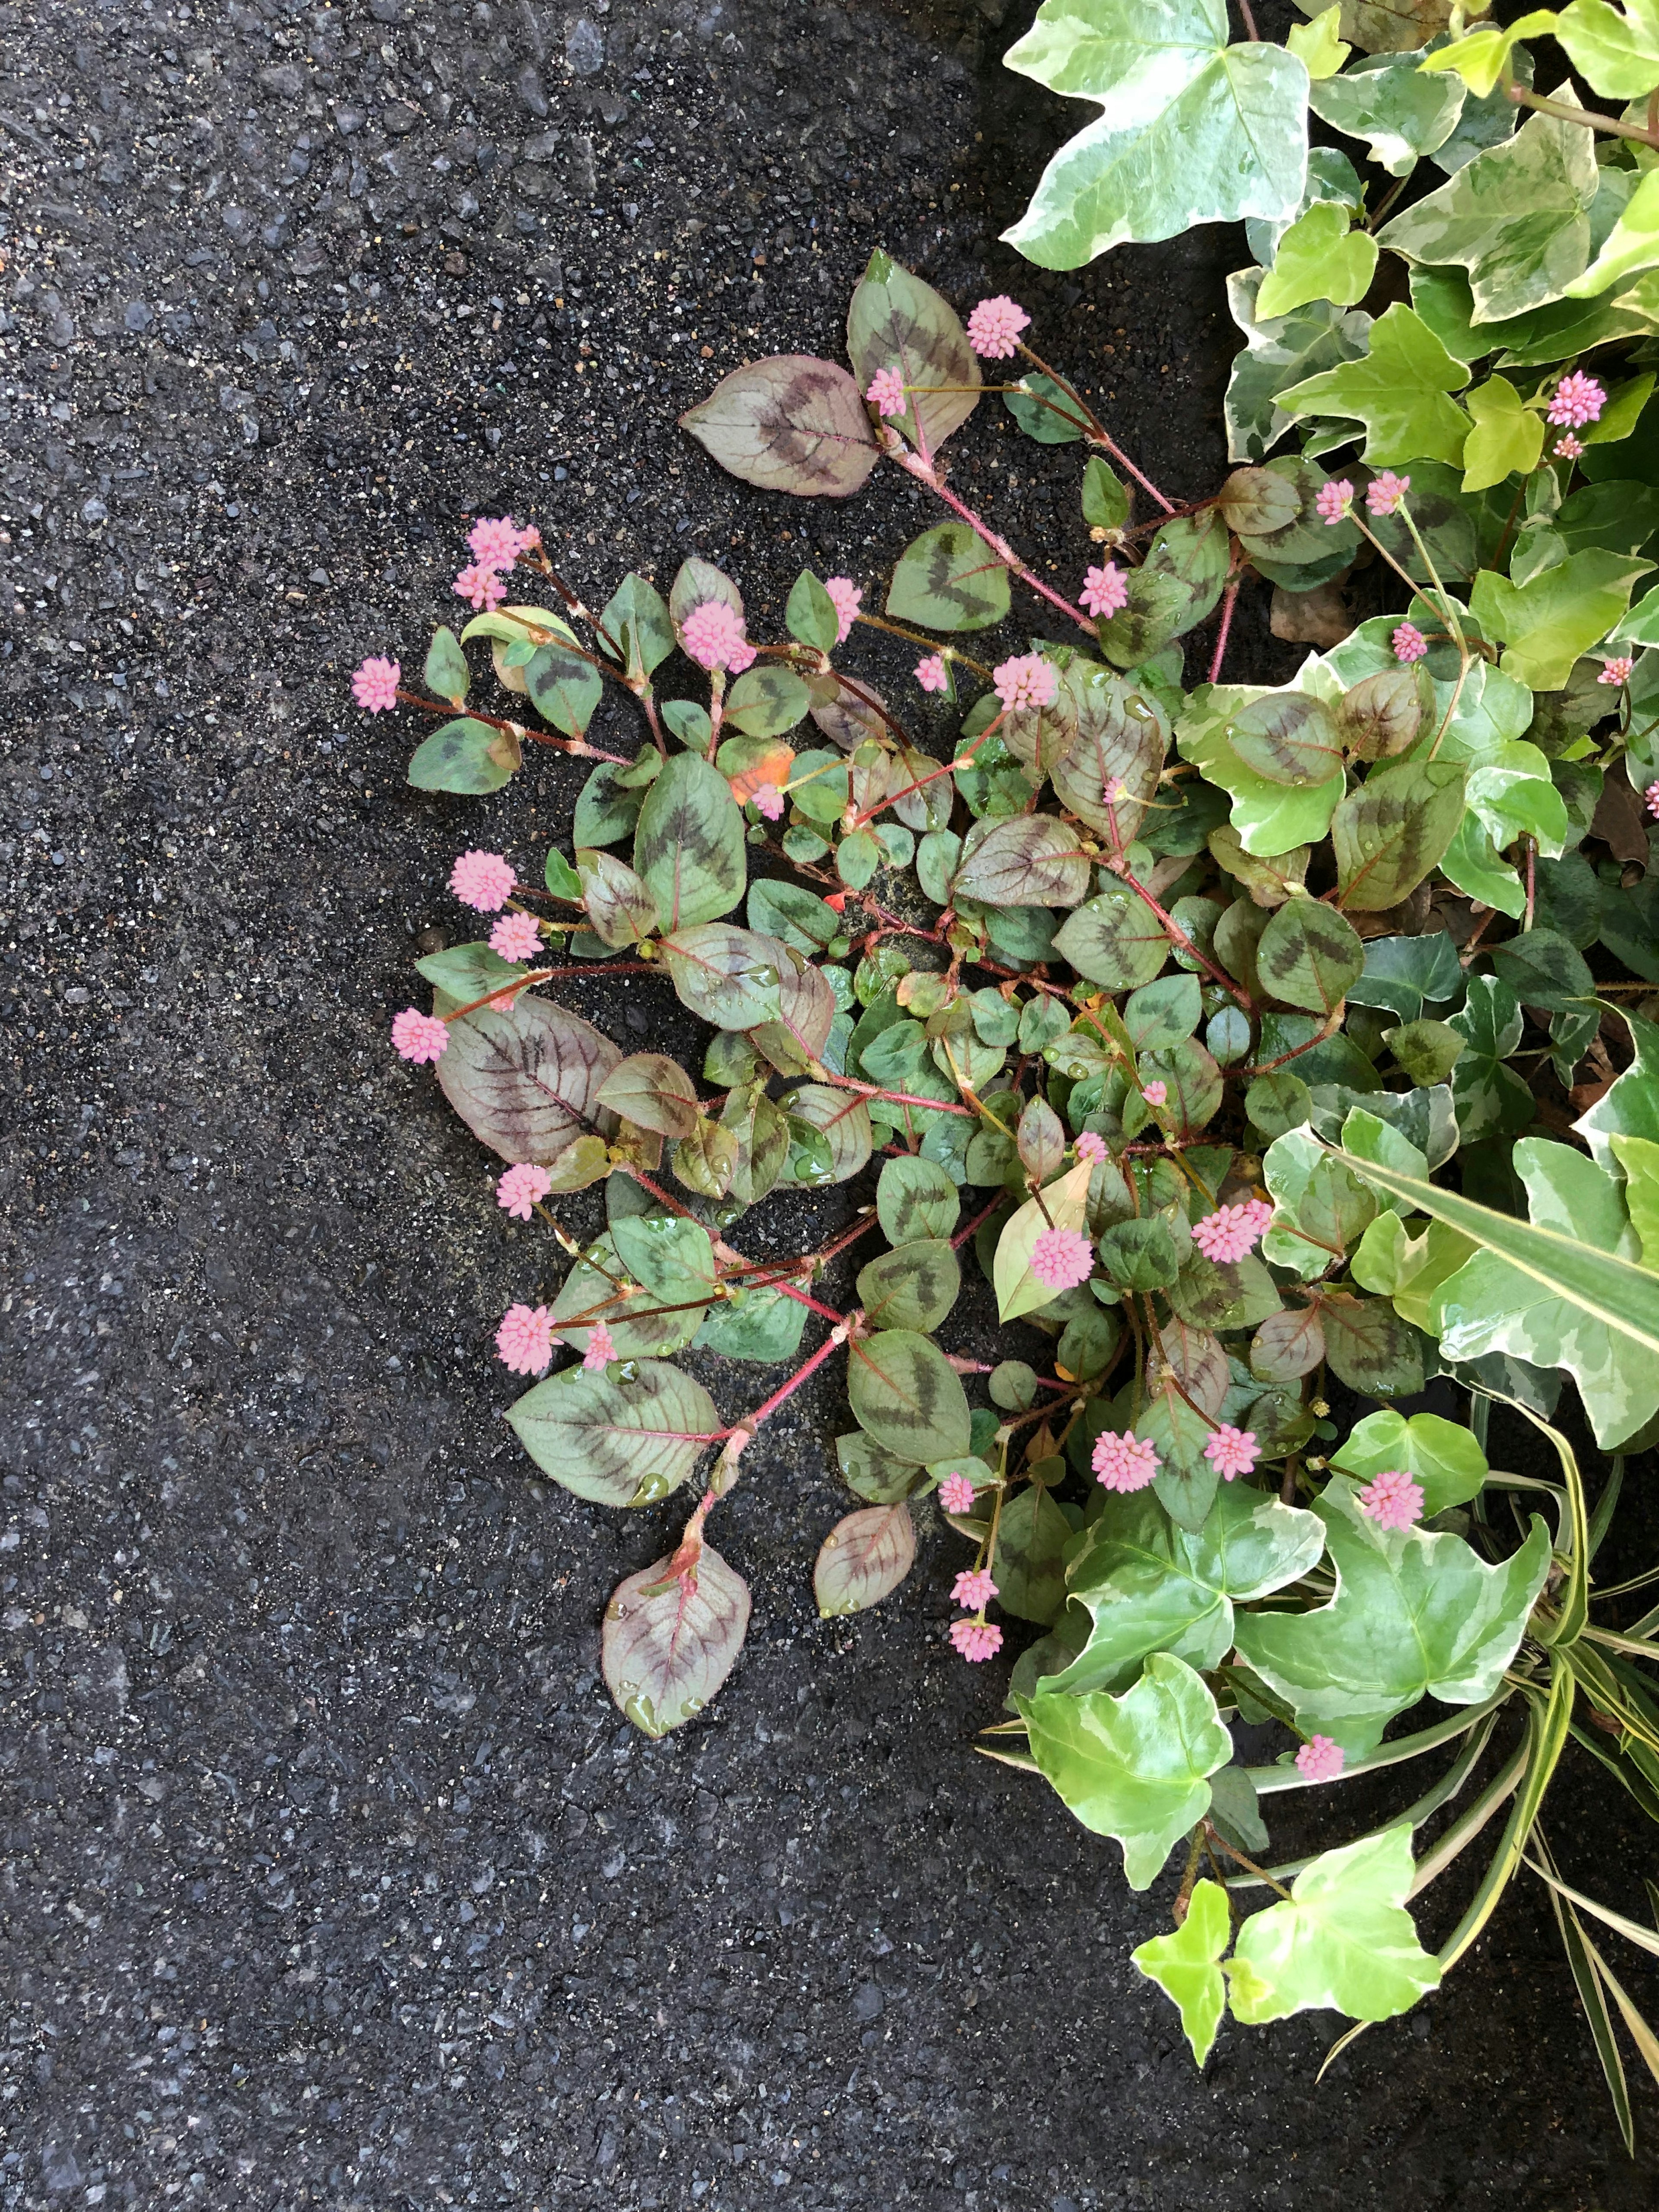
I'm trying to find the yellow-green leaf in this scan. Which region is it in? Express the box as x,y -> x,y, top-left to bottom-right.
1461,373 -> 1546,492
1287,4 -> 1352,76
1257,200 -> 1379,319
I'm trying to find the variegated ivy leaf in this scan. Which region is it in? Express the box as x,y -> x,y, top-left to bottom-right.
1132,1878 -> 1231,2066
1307,46 -> 1465,177
1002,0 -> 1309,269
1224,267 -> 1372,464
1227,1827 -> 1441,2026
1232,1476 -> 1551,1754
1419,13 -> 1556,101
1555,0 -> 1659,100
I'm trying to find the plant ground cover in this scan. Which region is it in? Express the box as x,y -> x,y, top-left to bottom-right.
2,1 -> 1656,2206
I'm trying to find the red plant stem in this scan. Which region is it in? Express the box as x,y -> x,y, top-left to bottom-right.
436,962 -> 657,1025
1016,344 -> 1175,515
394,687 -> 629,765
1208,580 -> 1240,685
732,1324 -> 848,1433
814,1070 -> 977,1119
848,715 -> 1005,831
1114,864 -> 1255,1015
884,438 -> 1097,635
952,1192 -> 1007,1251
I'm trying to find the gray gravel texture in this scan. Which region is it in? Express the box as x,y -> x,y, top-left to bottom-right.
3,0 -> 1656,2206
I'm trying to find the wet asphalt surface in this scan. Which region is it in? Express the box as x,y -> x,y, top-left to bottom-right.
2,1 -> 1656,2206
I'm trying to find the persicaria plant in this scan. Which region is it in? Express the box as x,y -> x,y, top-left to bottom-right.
359,191 -> 1659,2099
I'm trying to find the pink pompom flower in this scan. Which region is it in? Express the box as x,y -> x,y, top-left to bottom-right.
825,576 -> 863,644
391,1007 -> 450,1065
496,1162 -> 552,1221
750,782 -> 785,821
1646,779 -> 1659,821
1366,471 -> 1410,517
489,911 -> 544,963
467,515 -> 538,568
1548,370 -> 1605,428
915,653 -> 949,693
1092,1429 -> 1160,1493
1081,563 -> 1128,619
937,1472 -> 979,1515
951,1568 -> 998,1610
1601,655 -> 1634,687
352,655 -> 401,712
1554,433 -> 1585,461
1075,1130 -> 1108,1166
1205,1425 -> 1259,1482
450,849 -> 517,912
681,597 -> 753,674
454,560 -> 509,612
993,652 -> 1059,715
1392,621 -> 1428,664
966,296 -> 1030,359
1030,1225 -> 1094,1293
1192,1200 -> 1270,1266
1296,1735 -> 1344,1783
949,1617 -> 1004,1662
866,366 -> 907,418
1357,1466 -> 1425,1530
496,1302 -> 557,1376
1316,479 -> 1352,525
582,1321 -> 617,1373
1141,1080 -> 1167,1108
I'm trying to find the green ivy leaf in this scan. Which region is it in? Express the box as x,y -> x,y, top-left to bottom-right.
1019,1652 -> 1233,1888
1419,14 -> 1557,101
1471,549 -> 1653,690
1233,1475 -> 1551,1753
1048,1486 -> 1325,1696
1308,47 -> 1465,177
1556,0 -> 1659,100
1332,1406 -> 1489,1514
1002,0 -> 1310,268
1227,1827 -> 1441,2024
1460,373 -> 1546,493
1257,198 -> 1379,317
1131,1879 -> 1231,2066
1278,303 -> 1472,466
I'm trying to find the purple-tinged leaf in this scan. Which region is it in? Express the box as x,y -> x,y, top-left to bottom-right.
603,1545 -> 751,1737
814,1503 -> 917,1616
680,356 -> 879,498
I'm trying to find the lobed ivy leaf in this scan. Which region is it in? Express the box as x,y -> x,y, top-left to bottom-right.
1132,1879 -> 1230,2067
1256,199 -> 1378,318
602,1544 -> 750,1738
1307,44 -> 1465,175
1227,1827 -> 1441,2025
1278,303 -> 1471,466
1223,267 -> 1372,465
1332,1406 -> 1489,1514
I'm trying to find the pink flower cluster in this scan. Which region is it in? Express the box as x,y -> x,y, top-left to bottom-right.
496,1302 -> 558,1375
1357,1466 -> 1424,1530
993,652 -> 1058,715
1074,1130 -> 1107,1166
452,515 -> 540,613
352,655 -> 401,712
1092,1429 -> 1160,1493
1392,622 -> 1427,665
1549,371 -> 1605,428
1600,655 -> 1634,687
952,1568 -> 998,1610
914,652 -> 949,693
1366,471 -> 1409,517
1204,1425 -> 1259,1481
937,1471 -> 979,1515
750,782 -> 785,821
681,597 -> 756,674
1081,562 -> 1128,619
1141,1080 -> 1167,1108
1646,779 -> 1659,821
1554,433 -> 1585,462
1191,1197 -> 1274,1265
583,1321 -> 617,1372
866,366 -> 906,418
392,1007 -> 450,1065
1030,1225 -> 1094,1292
950,1618 -> 1004,1662
825,576 -> 862,644
450,849 -> 517,912
490,911 -> 543,963
966,295 -> 1030,359
497,1162 -> 552,1220
1316,479 -> 1352,525
1296,1735 -> 1344,1783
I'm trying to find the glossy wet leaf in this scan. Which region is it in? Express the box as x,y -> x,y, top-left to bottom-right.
836,1431 -> 931,1506
1097,512 -> 1230,666
954,814 -> 1091,909
1048,665 -> 1171,840
1332,1407 -> 1488,1514
1232,1475 -> 1551,1754
887,522 -> 1011,632
1002,0 -> 1310,269
1018,1652 -> 1233,1888
1376,101 -> 1599,324
1052,891 -> 1170,990
856,1239 -> 963,1333
1048,1486 -> 1326,1696
846,1328 -> 973,1465
633,752 -> 749,930
435,993 -> 620,1166
846,247 -> 980,454
1132,1879 -> 1230,2066
679,354 -> 879,496
602,1544 -> 750,1738
814,1503 -> 917,1617
596,1051 -> 702,1140
785,1083 -> 874,1183
1227,1826 -> 1441,2024
1255,900 -> 1364,1014
657,924 -> 785,1032
509,1358 -> 720,1509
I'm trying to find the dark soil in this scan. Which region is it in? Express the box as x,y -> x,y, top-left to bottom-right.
2,2 -> 1654,2206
